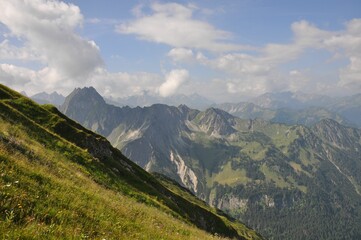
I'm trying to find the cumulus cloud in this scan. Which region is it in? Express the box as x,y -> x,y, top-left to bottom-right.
167,48 -> 194,62
339,56 -> 361,90
0,64 -> 33,87
176,19 -> 361,97
324,19 -> 361,90
0,40 -> 41,61
158,69 -> 189,97
89,69 -> 162,98
0,0 -> 103,82
0,63 -> 92,95
89,69 -> 191,99
117,2 -> 250,52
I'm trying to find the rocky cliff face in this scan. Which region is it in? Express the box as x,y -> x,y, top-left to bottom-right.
196,108 -> 237,136
60,87 -> 125,136
312,119 -> 361,149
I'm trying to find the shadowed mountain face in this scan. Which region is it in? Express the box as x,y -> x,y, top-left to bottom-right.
61,87 -> 361,240
0,84 -> 262,240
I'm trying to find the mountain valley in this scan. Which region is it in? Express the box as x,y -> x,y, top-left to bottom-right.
61,87 -> 361,240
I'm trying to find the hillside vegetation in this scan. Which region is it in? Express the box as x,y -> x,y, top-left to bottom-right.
0,84 -> 262,240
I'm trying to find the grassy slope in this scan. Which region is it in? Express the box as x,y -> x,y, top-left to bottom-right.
154,173 -> 261,240
0,84 -> 262,240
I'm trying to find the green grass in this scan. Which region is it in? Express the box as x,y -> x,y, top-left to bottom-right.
0,128 -> 218,239
239,142 -> 267,161
298,148 -> 318,167
209,162 -> 250,187
259,164 -> 291,189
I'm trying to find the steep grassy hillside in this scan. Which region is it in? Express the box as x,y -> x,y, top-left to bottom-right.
0,84 -> 262,240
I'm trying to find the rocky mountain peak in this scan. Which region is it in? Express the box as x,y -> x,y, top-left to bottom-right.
60,86 -> 105,113
197,108 -> 237,136
58,87 -> 116,136
312,118 -> 361,149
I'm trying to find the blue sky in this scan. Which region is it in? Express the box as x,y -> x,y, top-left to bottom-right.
0,0 -> 360,102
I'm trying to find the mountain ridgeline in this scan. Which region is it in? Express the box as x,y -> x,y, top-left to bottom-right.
61,87 -> 361,240
213,90 -> 361,128
31,88 -> 361,128
213,102 -> 354,127
0,84 -> 262,239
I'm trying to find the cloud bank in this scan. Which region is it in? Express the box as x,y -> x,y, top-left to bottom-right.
0,0 -> 103,93
166,18 -> 361,98
117,2 -> 250,52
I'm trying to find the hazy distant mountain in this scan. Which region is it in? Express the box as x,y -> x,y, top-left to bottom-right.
31,91 -> 65,106
215,102 -> 354,127
251,91 -> 333,109
214,102 -> 277,120
216,91 -> 361,128
327,93 -> 361,128
61,87 -> 361,240
105,92 -> 213,110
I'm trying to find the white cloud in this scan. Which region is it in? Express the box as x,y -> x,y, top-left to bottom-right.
158,69 -> 189,97
167,48 -> 194,62
117,2 -> 250,52
0,40 -> 41,61
0,0 -> 177,99
339,56 -> 361,89
323,19 -> 361,89
211,53 -> 271,75
0,0 -> 103,82
0,63 -> 91,95
0,64 -> 33,86
174,19 -> 361,98
291,20 -> 331,48
89,68 -> 162,98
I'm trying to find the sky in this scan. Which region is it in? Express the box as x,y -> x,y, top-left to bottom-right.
0,0 -> 360,102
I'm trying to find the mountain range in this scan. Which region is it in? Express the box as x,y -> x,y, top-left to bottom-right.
106,91 -> 214,110
60,87 -> 361,240
250,91 -> 361,127
29,89 -> 213,110
31,89 -> 361,129
30,91 -> 66,106
213,102 -> 355,127
0,84 -> 262,239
